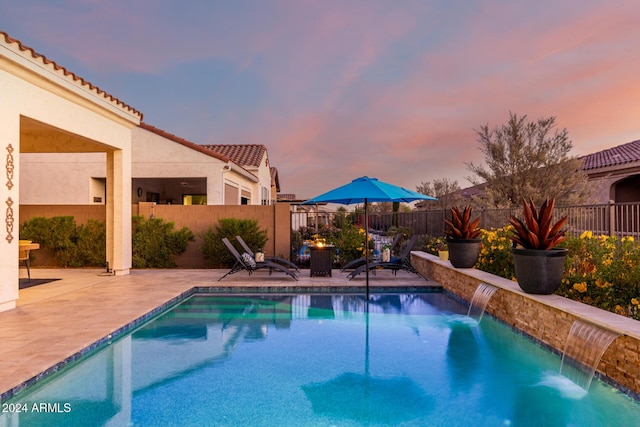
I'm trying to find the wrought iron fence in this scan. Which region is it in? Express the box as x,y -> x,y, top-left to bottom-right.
292,201 -> 640,240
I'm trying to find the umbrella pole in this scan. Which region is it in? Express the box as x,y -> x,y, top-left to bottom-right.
365,298 -> 370,376
365,199 -> 369,299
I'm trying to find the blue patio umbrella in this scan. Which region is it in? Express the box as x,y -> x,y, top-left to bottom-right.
303,176 -> 437,295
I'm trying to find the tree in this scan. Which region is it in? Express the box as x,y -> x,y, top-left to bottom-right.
416,178 -> 462,210
466,112 -> 589,208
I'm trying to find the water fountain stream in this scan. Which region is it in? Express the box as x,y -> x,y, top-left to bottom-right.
467,283 -> 498,322
560,319 -> 620,391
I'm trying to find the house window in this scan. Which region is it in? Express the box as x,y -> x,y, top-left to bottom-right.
146,192 -> 160,203
225,184 -> 239,205
183,195 -> 207,205
241,189 -> 251,205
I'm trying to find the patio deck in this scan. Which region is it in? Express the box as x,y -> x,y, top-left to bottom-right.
1,267 -> 435,400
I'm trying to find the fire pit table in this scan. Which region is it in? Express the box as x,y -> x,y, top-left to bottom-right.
309,245 -> 335,277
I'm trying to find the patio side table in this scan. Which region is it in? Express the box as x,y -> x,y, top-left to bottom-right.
309,246 -> 334,277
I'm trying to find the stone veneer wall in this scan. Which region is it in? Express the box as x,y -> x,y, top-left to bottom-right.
411,251 -> 640,399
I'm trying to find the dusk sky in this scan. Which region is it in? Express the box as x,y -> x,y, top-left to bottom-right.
2,0 -> 640,198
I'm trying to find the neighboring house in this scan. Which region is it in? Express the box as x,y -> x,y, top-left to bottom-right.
132,124 -> 261,205
20,124 -> 282,206
580,140 -> 640,204
201,144 -> 276,205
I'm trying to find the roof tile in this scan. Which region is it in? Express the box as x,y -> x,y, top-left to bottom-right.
201,144 -> 267,167
581,140 -> 640,170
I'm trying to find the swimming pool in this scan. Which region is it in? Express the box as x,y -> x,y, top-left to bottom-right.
2,291 -> 640,426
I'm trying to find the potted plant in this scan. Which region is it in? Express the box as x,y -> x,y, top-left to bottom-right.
509,197 -> 568,294
381,243 -> 392,262
436,240 -> 449,260
444,206 -> 482,268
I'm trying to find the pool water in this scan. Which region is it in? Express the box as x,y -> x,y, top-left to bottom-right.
3,292 -> 640,426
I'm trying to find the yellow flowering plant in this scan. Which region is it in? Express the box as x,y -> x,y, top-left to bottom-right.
475,227 -> 516,280
425,236 -> 448,255
557,233 -> 640,320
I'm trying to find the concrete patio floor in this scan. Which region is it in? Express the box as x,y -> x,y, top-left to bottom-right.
1,267 -> 435,400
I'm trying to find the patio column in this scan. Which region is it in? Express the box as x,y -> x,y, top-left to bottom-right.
106,148 -> 132,275
0,113 -> 19,312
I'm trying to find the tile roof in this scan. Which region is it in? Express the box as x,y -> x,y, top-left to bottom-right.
201,144 -> 267,167
1,31 -> 142,120
278,193 -> 298,201
139,123 -> 230,162
581,139 -> 640,170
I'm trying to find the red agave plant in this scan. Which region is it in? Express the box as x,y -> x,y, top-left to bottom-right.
509,198 -> 568,250
444,205 -> 482,239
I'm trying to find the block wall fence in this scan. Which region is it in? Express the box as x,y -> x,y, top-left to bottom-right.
411,251 -> 640,399
20,203 -> 292,268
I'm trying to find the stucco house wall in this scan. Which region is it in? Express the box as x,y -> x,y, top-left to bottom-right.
131,125 -> 259,205
20,153 -> 105,204
255,152 -> 274,205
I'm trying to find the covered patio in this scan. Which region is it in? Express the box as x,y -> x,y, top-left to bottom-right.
1,32 -> 141,311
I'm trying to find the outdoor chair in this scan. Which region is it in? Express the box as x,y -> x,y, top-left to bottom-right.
219,237 -> 298,281
235,235 -> 300,272
18,240 -> 31,282
340,233 -> 403,272
346,235 -> 426,280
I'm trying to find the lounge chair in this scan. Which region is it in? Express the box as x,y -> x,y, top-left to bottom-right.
235,235 -> 300,272
346,235 -> 426,280
340,233 -> 403,272
219,237 -> 298,281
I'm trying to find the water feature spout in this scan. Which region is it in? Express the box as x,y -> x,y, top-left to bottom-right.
467,283 -> 498,322
560,319 -> 620,391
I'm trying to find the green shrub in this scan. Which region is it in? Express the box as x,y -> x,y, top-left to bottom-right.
201,218 -> 268,268
132,216 -> 195,268
20,216 -> 78,267
73,219 -> 106,267
325,219 -> 377,267
20,216 -> 107,267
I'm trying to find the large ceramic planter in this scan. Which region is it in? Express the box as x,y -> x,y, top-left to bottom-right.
447,238 -> 482,268
511,247 -> 568,295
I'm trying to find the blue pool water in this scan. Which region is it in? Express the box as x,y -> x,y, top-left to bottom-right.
2,292 -> 640,426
